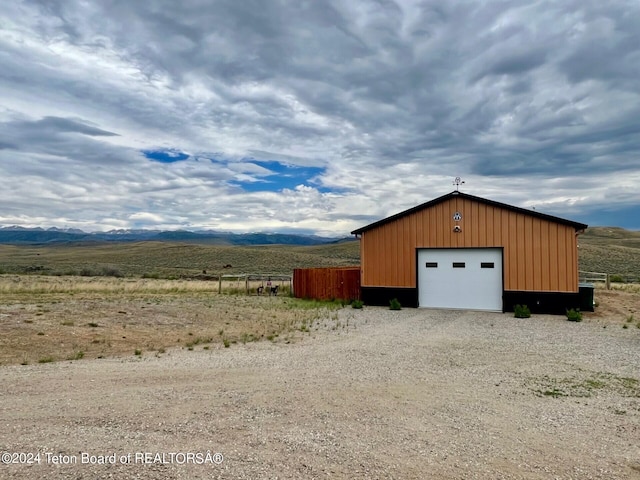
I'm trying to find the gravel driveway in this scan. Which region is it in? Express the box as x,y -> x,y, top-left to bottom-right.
1,307 -> 639,479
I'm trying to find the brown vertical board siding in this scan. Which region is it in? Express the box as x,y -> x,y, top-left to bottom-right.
549,223 -> 559,290
443,200 -> 452,246
563,227 -> 572,291
386,221 -> 395,285
405,216 -> 414,286
556,225 -> 566,290
516,214 -> 526,289
447,198 -> 455,247
569,227 -> 575,289
562,224 -> 576,291
396,218 -> 404,285
507,212 -> 518,290
390,221 -> 399,285
532,218 -> 542,291
449,198 -> 457,246
435,202 -> 444,246
411,213 -> 419,285
389,219 -> 404,285
389,219 -> 398,286
540,221 -> 551,290
557,225 -> 567,290
383,223 -> 390,281
370,228 -> 379,282
569,229 -> 577,289
448,198 -> 457,247
359,196 -> 580,292
501,209 -> 511,283
481,203 -> 488,243
359,236 -> 366,286
478,202 -> 487,246
470,200 -> 479,246
524,216 -> 534,290
427,208 -> 437,246
394,219 -> 401,285
522,216 -> 529,289
293,267 -> 361,301
492,207 -> 501,249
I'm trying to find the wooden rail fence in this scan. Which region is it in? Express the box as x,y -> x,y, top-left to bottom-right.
578,271 -> 610,290
293,267 -> 361,301
216,274 -> 291,295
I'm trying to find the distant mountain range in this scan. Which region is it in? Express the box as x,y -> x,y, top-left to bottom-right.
0,226 -> 353,246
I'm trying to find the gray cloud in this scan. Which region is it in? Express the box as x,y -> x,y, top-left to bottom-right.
0,0 -> 639,233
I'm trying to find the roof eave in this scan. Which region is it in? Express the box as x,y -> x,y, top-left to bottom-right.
350,191 -> 588,235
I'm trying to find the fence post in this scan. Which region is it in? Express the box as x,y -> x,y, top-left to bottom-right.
245,275 -> 249,295
605,273 -> 610,290
218,276 -> 222,294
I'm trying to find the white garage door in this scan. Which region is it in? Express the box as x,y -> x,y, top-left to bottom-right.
418,248 -> 503,311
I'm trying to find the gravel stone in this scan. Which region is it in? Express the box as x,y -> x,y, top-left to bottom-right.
1,307 -> 639,479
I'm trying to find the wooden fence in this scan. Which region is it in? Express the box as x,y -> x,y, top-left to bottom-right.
293,267 -> 361,301
578,271 -> 610,289
217,274 -> 291,295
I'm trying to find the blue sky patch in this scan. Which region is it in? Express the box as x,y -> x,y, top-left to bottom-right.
230,160 -> 330,193
576,204 -> 640,230
143,149 -> 190,163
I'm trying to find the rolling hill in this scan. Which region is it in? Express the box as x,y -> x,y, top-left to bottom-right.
578,227 -> 640,280
0,226 -> 637,281
0,226 -> 348,246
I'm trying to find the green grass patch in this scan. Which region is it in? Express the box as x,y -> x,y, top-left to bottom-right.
282,298 -> 345,310
351,299 -> 364,309
68,351 -> 84,361
531,372 -> 640,398
389,298 -> 402,310
185,336 -> 213,348
566,308 -> 582,322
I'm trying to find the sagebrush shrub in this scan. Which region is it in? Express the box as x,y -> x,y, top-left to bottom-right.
566,308 -> 582,322
389,298 -> 402,310
514,304 -> 531,318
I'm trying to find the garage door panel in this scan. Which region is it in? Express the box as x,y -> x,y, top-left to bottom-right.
418,248 -> 503,311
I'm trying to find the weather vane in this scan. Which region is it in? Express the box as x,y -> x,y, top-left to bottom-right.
453,177 -> 465,191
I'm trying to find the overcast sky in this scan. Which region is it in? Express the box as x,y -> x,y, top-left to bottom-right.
1,0 -> 639,236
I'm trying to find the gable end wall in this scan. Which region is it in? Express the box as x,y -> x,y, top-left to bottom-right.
360,197 -> 579,292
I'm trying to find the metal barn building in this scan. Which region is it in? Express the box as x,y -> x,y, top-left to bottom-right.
351,191 -> 589,313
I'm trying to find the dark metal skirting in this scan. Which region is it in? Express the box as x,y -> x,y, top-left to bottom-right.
503,291 -> 585,315
361,287 -> 418,308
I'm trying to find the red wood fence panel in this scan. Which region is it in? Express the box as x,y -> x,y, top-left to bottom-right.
293,267 -> 361,301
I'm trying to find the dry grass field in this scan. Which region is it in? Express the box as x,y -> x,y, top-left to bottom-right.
0,227 -> 638,367
579,227 -> 640,280
0,241 -> 360,278
0,226 -> 638,280
0,275 -> 344,367
0,228 -> 638,367
0,237 -> 638,479
0,274 -> 638,368
0,283 -> 638,479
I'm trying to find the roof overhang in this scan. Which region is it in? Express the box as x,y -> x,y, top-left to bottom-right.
351,191 -> 588,235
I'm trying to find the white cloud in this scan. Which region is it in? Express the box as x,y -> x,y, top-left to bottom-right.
0,0 -> 638,235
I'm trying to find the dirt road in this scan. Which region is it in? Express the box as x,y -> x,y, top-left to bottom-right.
1,307 -> 639,479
